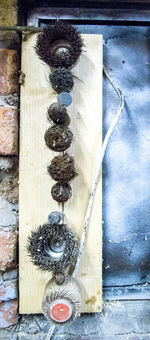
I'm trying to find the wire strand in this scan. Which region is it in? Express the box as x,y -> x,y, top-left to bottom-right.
72,65 -> 124,277
45,325 -> 56,340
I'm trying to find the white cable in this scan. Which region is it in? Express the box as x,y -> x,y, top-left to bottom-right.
72,65 -> 124,277
45,325 -> 56,340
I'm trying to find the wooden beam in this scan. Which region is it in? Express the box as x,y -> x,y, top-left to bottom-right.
19,33 -> 102,313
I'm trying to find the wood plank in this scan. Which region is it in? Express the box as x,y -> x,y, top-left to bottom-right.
19,33 -> 102,314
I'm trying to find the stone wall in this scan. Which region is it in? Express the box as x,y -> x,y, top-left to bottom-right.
0,0 -> 19,329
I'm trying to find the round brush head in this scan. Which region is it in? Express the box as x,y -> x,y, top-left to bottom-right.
49,68 -> 74,94
42,276 -> 81,325
44,125 -> 73,152
48,102 -> 69,125
27,224 -> 79,274
51,182 -> 72,203
48,153 -> 77,182
35,21 -> 83,68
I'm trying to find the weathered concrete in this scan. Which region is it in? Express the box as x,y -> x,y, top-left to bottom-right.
0,301 -> 150,339
78,24 -> 150,290
0,157 -> 19,204
0,197 -> 18,227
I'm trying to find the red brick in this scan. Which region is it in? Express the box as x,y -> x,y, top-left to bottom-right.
0,49 -> 19,95
0,228 -> 17,271
0,107 -> 18,155
0,299 -> 18,328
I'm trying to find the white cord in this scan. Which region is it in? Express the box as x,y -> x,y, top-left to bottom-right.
72,65 -> 124,277
45,325 -> 56,340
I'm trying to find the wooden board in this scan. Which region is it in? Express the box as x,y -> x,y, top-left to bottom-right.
19,33 -> 102,314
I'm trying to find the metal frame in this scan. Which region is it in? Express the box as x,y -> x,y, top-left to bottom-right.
27,7 -> 150,26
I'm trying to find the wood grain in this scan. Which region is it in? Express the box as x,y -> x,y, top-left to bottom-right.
19,33 -> 102,313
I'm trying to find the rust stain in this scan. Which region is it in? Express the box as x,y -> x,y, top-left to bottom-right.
85,296 -> 97,305
80,273 -> 87,277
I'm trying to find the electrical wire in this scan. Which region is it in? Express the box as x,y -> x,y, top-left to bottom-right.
45,325 -> 56,340
72,65 -> 124,277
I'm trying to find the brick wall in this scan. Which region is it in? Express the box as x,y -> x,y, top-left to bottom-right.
0,0 -> 19,329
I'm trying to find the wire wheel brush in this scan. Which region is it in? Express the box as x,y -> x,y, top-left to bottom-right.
27,223 -> 79,274
42,276 -> 81,325
35,21 -> 83,68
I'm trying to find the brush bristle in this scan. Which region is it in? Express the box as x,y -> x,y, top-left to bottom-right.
49,68 -> 74,93
35,21 -> 83,68
48,102 -> 69,125
44,125 -> 73,152
48,153 -> 77,182
51,182 -> 72,202
27,224 -> 79,274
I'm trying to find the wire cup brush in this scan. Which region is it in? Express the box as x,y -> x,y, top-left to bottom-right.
27,223 -> 79,275
35,21 -> 83,68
